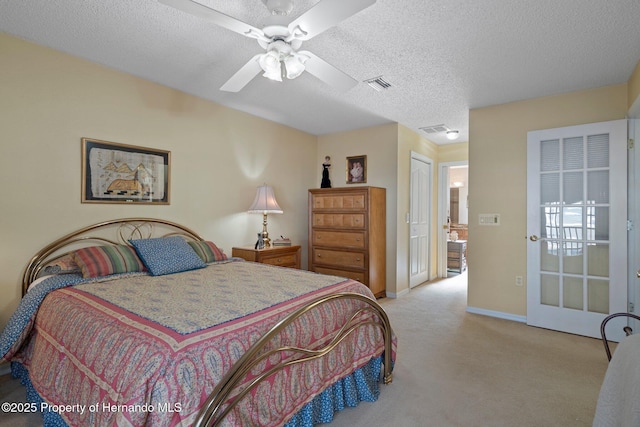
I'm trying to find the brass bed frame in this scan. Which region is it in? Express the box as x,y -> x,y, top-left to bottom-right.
600,312 -> 640,361
21,218 -> 394,427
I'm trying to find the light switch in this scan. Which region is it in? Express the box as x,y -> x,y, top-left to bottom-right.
479,213 -> 500,226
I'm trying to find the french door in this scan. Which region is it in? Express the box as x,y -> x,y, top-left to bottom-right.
526,119 -> 627,338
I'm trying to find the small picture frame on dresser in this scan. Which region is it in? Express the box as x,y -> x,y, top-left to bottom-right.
346,155 -> 367,184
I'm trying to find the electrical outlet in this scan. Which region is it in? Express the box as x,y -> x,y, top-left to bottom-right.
515,276 -> 523,287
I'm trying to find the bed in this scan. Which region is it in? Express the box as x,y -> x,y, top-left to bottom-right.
593,313 -> 640,427
593,334 -> 640,426
0,218 -> 395,427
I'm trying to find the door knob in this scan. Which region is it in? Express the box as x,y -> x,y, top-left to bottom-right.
529,235 -> 541,242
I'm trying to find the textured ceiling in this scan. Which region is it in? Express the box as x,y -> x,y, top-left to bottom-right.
1,0 -> 640,144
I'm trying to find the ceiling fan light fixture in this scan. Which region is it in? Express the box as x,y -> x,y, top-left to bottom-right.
258,50 -> 283,81
284,54 -> 306,79
259,50 -> 280,72
262,65 -> 283,82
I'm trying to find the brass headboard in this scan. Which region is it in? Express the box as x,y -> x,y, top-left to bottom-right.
22,217 -> 204,295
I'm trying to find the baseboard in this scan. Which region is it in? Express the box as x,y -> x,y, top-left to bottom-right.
385,288 -> 410,299
0,361 -> 11,377
466,306 -> 527,323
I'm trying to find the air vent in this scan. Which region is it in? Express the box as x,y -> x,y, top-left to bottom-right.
364,76 -> 392,91
419,124 -> 449,134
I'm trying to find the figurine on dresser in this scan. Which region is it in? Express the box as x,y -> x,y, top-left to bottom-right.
321,156 -> 332,188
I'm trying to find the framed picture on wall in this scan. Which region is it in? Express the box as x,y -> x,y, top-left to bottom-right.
81,138 -> 170,204
346,155 -> 367,184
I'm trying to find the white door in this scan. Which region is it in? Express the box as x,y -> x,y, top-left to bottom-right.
527,119 -> 627,338
410,153 -> 432,288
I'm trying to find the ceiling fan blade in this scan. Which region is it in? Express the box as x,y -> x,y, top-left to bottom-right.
220,54 -> 264,92
288,0 -> 376,41
159,0 -> 265,40
300,51 -> 358,92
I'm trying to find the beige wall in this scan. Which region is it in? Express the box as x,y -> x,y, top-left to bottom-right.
627,61 -> 640,114
629,59 -> 640,111
0,33 -> 317,330
438,142 -> 469,163
468,84 -> 628,316
316,124 -> 399,293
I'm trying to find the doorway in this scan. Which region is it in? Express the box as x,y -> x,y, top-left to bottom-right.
438,161 -> 469,278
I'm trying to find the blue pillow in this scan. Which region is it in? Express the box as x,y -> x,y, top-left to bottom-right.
129,236 -> 206,276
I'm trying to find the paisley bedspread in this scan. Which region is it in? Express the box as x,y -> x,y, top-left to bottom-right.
3,260 -> 391,426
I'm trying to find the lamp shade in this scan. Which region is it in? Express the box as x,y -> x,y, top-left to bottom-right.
247,185 -> 283,214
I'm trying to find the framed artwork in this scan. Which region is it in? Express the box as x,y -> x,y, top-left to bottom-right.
81,138 -> 170,204
346,155 -> 367,184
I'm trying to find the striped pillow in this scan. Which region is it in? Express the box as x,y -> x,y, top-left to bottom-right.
37,253 -> 82,278
73,245 -> 147,278
188,240 -> 228,263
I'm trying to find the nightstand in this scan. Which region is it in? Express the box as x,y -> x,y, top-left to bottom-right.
232,245 -> 301,269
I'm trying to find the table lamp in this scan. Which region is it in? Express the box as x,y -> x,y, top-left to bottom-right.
247,184 -> 283,248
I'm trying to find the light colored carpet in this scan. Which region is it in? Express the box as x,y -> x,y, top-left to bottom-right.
331,272 -> 609,427
0,272 -> 609,426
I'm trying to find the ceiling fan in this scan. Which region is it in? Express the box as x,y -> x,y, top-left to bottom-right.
159,0 -> 376,92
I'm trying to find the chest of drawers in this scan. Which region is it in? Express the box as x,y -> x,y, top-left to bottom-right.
308,187 -> 386,298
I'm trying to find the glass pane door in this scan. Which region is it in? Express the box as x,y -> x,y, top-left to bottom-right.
527,120 -> 627,338
539,134 -> 610,313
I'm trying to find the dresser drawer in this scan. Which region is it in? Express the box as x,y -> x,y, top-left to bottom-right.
447,258 -> 467,271
312,248 -> 366,269
261,253 -> 298,268
313,266 -> 367,283
447,258 -> 463,268
312,213 -> 365,229
447,241 -> 467,251
313,230 -> 366,249
312,194 -> 365,210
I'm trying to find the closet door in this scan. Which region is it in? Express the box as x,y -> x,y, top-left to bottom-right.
410,153 -> 432,288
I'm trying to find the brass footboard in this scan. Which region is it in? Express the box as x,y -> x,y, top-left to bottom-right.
600,312 -> 640,361
194,292 -> 394,427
